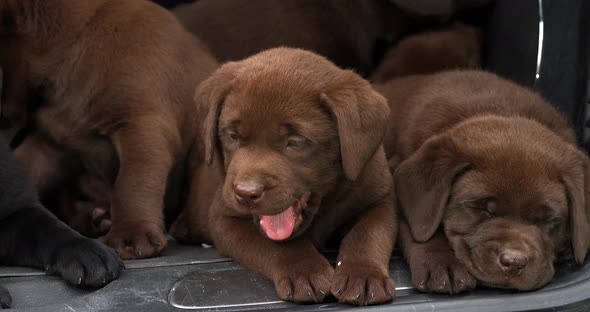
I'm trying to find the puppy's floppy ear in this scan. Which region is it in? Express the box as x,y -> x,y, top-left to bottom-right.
562,151 -> 590,264
194,62 -> 241,165
320,72 -> 390,181
394,133 -> 469,242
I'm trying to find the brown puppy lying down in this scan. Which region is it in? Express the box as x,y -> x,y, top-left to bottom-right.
0,0 -> 217,259
172,0 -> 413,76
173,48 -> 397,305
375,70 -> 590,293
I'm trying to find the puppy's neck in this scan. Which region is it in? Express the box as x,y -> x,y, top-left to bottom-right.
2,0 -> 107,48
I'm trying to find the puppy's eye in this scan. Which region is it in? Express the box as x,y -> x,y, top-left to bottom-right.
546,217 -> 563,228
463,198 -> 494,216
227,132 -> 240,141
286,136 -> 307,149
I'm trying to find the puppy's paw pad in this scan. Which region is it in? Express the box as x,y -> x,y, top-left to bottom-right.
331,264 -> 395,306
274,259 -> 333,303
100,224 -> 167,260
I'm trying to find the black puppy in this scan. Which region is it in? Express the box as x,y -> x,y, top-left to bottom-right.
0,71 -> 123,309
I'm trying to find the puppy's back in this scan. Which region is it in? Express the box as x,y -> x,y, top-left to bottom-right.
376,70 -> 575,158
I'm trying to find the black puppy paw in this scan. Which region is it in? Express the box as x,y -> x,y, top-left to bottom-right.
47,237 -> 124,288
0,286 -> 11,309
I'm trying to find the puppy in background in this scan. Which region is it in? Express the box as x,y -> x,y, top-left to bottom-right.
173,0 -> 414,76
173,48 -> 397,306
374,26 -> 590,293
174,0 -> 493,77
0,73 -> 122,309
371,22 -> 482,82
0,0 -> 218,259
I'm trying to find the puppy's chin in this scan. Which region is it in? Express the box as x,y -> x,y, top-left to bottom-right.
449,234 -> 555,291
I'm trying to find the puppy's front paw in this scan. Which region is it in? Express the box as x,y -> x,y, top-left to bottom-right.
100,223 -> 167,260
408,247 -> 476,294
47,237 -> 123,288
0,286 -> 11,309
331,262 -> 395,306
274,256 -> 334,303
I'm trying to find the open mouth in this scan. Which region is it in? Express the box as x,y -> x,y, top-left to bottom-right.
258,192 -> 310,241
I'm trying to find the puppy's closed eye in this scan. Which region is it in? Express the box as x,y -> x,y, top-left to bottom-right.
544,217 -> 564,228
462,198 -> 495,218
535,207 -> 565,229
220,127 -> 241,143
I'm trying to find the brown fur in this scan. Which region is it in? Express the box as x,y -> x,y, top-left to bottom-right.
371,23 -> 482,83
0,0 -> 218,259
172,48 -> 397,306
173,0 -> 413,76
375,70 -> 590,293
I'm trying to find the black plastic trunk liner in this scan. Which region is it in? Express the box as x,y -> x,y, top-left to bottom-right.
1,241 -> 590,312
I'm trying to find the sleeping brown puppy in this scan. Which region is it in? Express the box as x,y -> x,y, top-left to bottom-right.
375,70 -> 590,293
0,0 -> 218,259
173,47 -> 397,305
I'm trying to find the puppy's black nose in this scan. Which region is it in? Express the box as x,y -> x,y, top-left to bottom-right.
499,250 -> 528,273
234,182 -> 264,206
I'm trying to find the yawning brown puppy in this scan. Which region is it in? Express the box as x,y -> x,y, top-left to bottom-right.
0,0 -> 218,259
376,70 -> 590,293
174,47 -> 397,305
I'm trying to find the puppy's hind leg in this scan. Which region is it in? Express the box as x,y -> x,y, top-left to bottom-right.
331,195 -> 397,306
399,219 -> 477,294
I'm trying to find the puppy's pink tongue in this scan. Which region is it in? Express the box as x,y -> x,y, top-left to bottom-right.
259,206 -> 295,241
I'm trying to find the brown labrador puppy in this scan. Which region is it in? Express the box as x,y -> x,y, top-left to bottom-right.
375,70 -> 590,293
173,47 -> 397,305
0,0 -> 218,259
